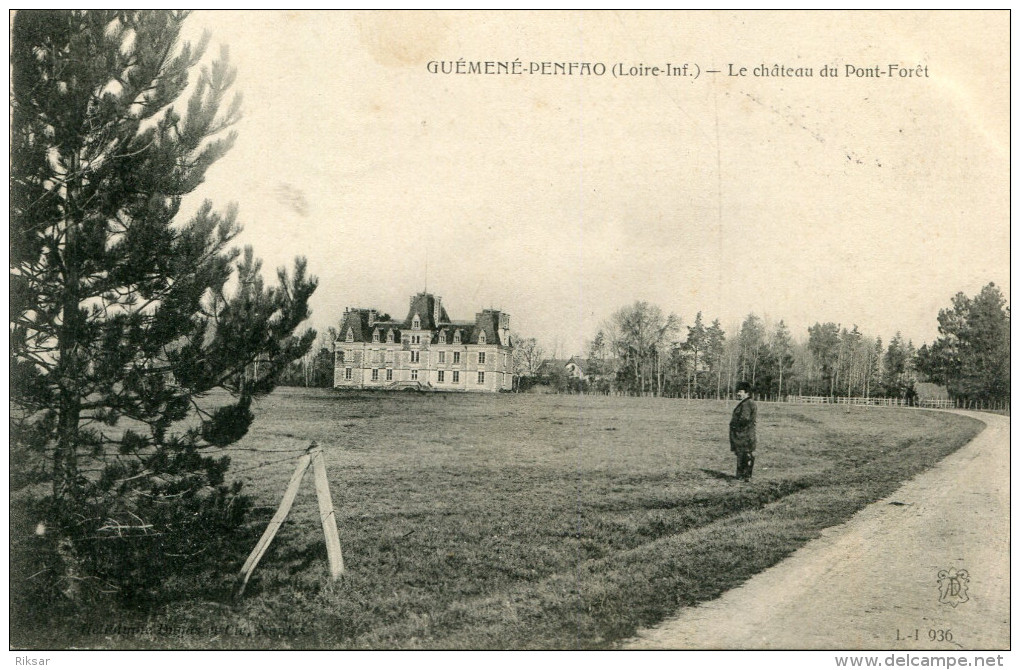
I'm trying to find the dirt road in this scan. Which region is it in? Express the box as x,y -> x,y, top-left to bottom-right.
625,411 -> 1009,650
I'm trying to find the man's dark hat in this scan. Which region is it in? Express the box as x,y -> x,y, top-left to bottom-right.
735,382 -> 752,393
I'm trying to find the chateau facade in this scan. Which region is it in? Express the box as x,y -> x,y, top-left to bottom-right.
334,292 -> 513,392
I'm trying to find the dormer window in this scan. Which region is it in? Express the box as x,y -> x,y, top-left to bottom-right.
454,330 -> 461,344
478,331 -> 486,345
386,330 -> 394,343
439,331 -> 446,344
372,329 -> 380,343
346,328 -> 354,342
412,315 -> 421,330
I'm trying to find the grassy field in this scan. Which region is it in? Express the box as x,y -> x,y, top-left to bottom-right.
14,388 -> 984,649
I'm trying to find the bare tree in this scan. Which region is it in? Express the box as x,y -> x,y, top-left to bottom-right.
604,302 -> 679,396
511,332 -> 545,390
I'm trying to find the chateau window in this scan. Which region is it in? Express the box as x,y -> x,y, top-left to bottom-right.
346,328 -> 354,342
478,352 -> 486,365
453,351 -> 461,364
439,331 -> 446,344
453,371 -> 460,383
412,315 -> 421,329
479,332 -> 486,345
411,334 -> 421,344
411,370 -> 418,381
387,330 -> 394,343
372,330 -> 380,343
411,351 -> 420,363
439,351 -> 446,364
371,369 -> 379,381
386,369 -> 393,381
344,368 -> 352,381
477,371 -> 485,384
454,330 -> 461,344
438,370 -> 445,383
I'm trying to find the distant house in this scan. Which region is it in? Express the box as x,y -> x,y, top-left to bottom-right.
334,292 -> 513,392
563,357 -> 587,381
535,357 -> 585,378
531,357 -> 589,393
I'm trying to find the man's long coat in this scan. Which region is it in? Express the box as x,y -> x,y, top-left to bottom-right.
729,397 -> 757,452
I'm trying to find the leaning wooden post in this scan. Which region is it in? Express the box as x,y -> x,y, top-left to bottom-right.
237,451 -> 312,597
310,444 -> 345,579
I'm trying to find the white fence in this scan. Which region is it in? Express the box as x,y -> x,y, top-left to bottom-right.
783,395 -> 1006,411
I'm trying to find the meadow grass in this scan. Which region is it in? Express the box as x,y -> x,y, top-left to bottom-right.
12,389 -> 983,649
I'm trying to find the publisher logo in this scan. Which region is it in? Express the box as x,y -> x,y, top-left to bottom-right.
937,568 -> 969,607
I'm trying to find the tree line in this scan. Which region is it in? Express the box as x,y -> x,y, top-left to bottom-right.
540,283 -> 1008,404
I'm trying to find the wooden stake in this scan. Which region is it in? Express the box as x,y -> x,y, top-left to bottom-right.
311,449 -> 345,578
237,452 -> 312,596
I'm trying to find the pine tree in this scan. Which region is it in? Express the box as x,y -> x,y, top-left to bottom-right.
769,320 -> 794,399
864,336 -> 882,398
807,322 -> 840,396
882,332 -> 917,399
704,319 -> 727,399
11,11 -> 317,593
737,313 -> 766,391
917,283 -> 1010,403
840,325 -> 863,396
682,312 -> 707,398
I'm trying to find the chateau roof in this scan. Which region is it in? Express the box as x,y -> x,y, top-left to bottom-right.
337,293 -> 508,346
473,309 -> 503,346
338,309 -> 372,343
403,292 -> 450,330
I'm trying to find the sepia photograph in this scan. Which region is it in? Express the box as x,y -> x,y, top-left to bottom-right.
9,9 -> 1010,663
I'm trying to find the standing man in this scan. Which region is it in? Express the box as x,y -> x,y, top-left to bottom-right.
730,382 -> 757,481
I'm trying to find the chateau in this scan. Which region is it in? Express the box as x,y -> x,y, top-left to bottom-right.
334,292 -> 513,392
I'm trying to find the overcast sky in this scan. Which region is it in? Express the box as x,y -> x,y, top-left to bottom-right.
179,11 -> 1009,356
